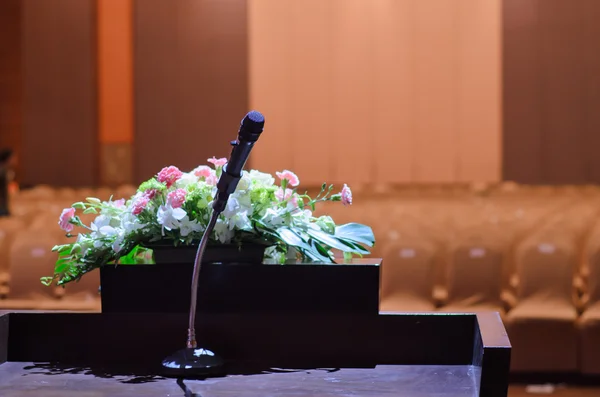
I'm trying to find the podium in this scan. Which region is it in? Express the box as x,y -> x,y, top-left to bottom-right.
0,310 -> 510,396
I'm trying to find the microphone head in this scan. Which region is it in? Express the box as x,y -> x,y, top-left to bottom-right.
239,110 -> 265,141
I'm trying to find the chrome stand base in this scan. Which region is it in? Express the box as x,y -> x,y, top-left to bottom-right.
161,347 -> 224,378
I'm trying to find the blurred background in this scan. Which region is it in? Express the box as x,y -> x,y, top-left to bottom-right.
1,0 -> 600,393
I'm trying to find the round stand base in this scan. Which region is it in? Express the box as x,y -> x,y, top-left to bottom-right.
161,348 -> 224,378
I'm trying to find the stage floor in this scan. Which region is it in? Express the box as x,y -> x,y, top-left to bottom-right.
0,362 -> 481,397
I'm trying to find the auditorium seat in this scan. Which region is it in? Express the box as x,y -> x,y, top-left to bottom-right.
0,218 -> 25,287
0,230 -> 60,307
380,238 -> 437,312
578,220 -> 600,375
505,228 -> 580,373
437,235 -> 506,314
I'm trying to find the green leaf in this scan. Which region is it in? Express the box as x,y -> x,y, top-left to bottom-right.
277,227 -> 312,251
83,207 -> 98,214
55,258 -> 71,273
334,223 -> 375,247
306,228 -> 356,252
335,237 -> 370,254
40,276 -> 55,286
70,244 -> 81,255
310,240 -> 334,262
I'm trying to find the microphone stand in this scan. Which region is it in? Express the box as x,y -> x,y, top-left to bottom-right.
161,205 -> 226,377
161,110 -> 263,378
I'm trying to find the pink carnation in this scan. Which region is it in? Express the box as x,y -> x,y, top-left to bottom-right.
157,166 -> 183,188
276,170 -> 300,187
207,157 -> 228,168
275,188 -> 298,208
206,174 -> 218,186
144,189 -> 158,200
132,196 -> 150,215
58,207 -> 76,233
341,184 -> 352,206
167,188 -> 187,208
193,165 -> 214,179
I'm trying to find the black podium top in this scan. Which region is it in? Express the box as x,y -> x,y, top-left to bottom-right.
0,310 -> 511,397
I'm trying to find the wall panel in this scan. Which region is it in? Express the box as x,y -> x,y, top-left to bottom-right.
134,0 -> 248,182
249,0 -> 502,186
22,0 -> 97,187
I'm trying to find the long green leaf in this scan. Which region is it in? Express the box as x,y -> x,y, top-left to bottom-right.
334,223 -> 375,247
310,240 -> 334,262
336,237 -> 370,254
307,228 -> 355,252
277,227 -> 312,251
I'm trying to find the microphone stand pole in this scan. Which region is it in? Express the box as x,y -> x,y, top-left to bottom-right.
161,207 -> 226,377
162,171 -> 241,378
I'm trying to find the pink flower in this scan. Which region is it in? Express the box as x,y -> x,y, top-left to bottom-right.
167,188 -> 187,208
58,207 -> 76,233
205,173 -> 218,186
132,196 -> 150,215
341,184 -> 352,206
276,170 -> 300,187
207,157 -> 228,168
275,188 -> 298,208
144,189 -> 158,200
193,165 -> 215,179
157,166 -> 183,188
113,198 -> 125,208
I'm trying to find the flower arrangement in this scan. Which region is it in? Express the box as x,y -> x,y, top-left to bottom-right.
42,158 -> 375,286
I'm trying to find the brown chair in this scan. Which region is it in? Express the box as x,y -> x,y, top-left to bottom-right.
437,238 -> 506,314
578,221 -> 600,375
0,230 -> 99,311
380,237 -> 438,313
0,230 -> 60,308
0,217 -> 25,295
505,230 -> 579,373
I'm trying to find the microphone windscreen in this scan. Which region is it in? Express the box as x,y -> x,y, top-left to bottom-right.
240,110 -> 265,139
247,110 -> 264,124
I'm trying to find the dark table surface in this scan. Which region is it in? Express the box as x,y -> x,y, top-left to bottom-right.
0,362 -> 481,397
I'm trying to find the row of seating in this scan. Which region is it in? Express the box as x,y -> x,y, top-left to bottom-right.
319,185 -> 600,375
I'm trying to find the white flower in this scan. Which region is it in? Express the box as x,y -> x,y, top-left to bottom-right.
157,204 -> 187,234
112,232 -> 125,253
90,215 -> 119,243
248,170 -> 275,187
233,191 -> 253,216
236,172 -> 251,191
179,215 -> 204,237
121,211 -> 145,234
292,209 -> 313,225
261,208 -> 285,227
76,234 -> 92,256
175,172 -> 199,189
222,197 -> 240,219
213,219 -> 234,243
228,210 -> 252,231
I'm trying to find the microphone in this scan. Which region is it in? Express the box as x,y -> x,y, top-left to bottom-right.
161,110 -> 265,378
212,110 -> 265,213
